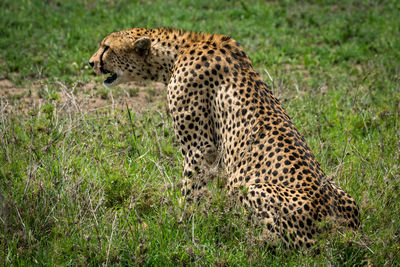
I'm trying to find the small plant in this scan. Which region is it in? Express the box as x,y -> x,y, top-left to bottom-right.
94,87 -> 109,99
127,87 -> 139,97
41,103 -> 54,120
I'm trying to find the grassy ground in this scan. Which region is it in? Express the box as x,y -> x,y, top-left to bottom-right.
1,0 -> 399,265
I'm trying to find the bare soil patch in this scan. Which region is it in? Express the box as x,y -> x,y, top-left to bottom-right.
0,78 -> 167,115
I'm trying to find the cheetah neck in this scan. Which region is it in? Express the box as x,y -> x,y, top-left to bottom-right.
147,28 -> 220,85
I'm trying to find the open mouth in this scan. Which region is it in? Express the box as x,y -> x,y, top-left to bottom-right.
101,69 -> 120,87
104,73 -> 118,85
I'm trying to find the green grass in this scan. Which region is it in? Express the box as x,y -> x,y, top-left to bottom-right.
1,0 -> 399,265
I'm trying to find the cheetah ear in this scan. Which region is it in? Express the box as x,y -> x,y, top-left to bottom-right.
133,37 -> 151,56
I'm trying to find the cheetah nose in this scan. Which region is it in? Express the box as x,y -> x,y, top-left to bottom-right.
89,61 -> 94,67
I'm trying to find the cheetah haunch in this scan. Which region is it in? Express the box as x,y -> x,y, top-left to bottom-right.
89,28 -> 360,249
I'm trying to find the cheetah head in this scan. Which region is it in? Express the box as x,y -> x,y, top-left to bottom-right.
89,31 -> 151,87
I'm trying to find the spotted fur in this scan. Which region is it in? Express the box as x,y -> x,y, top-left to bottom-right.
89,27 -> 360,248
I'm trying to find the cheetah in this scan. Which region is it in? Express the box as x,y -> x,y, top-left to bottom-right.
89,27 -> 360,249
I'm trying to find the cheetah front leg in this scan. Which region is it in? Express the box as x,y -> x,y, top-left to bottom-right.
168,108 -> 218,204
167,78 -> 219,205
180,144 -> 218,203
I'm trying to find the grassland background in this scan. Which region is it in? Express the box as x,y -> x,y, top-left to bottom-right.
0,0 -> 399,265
